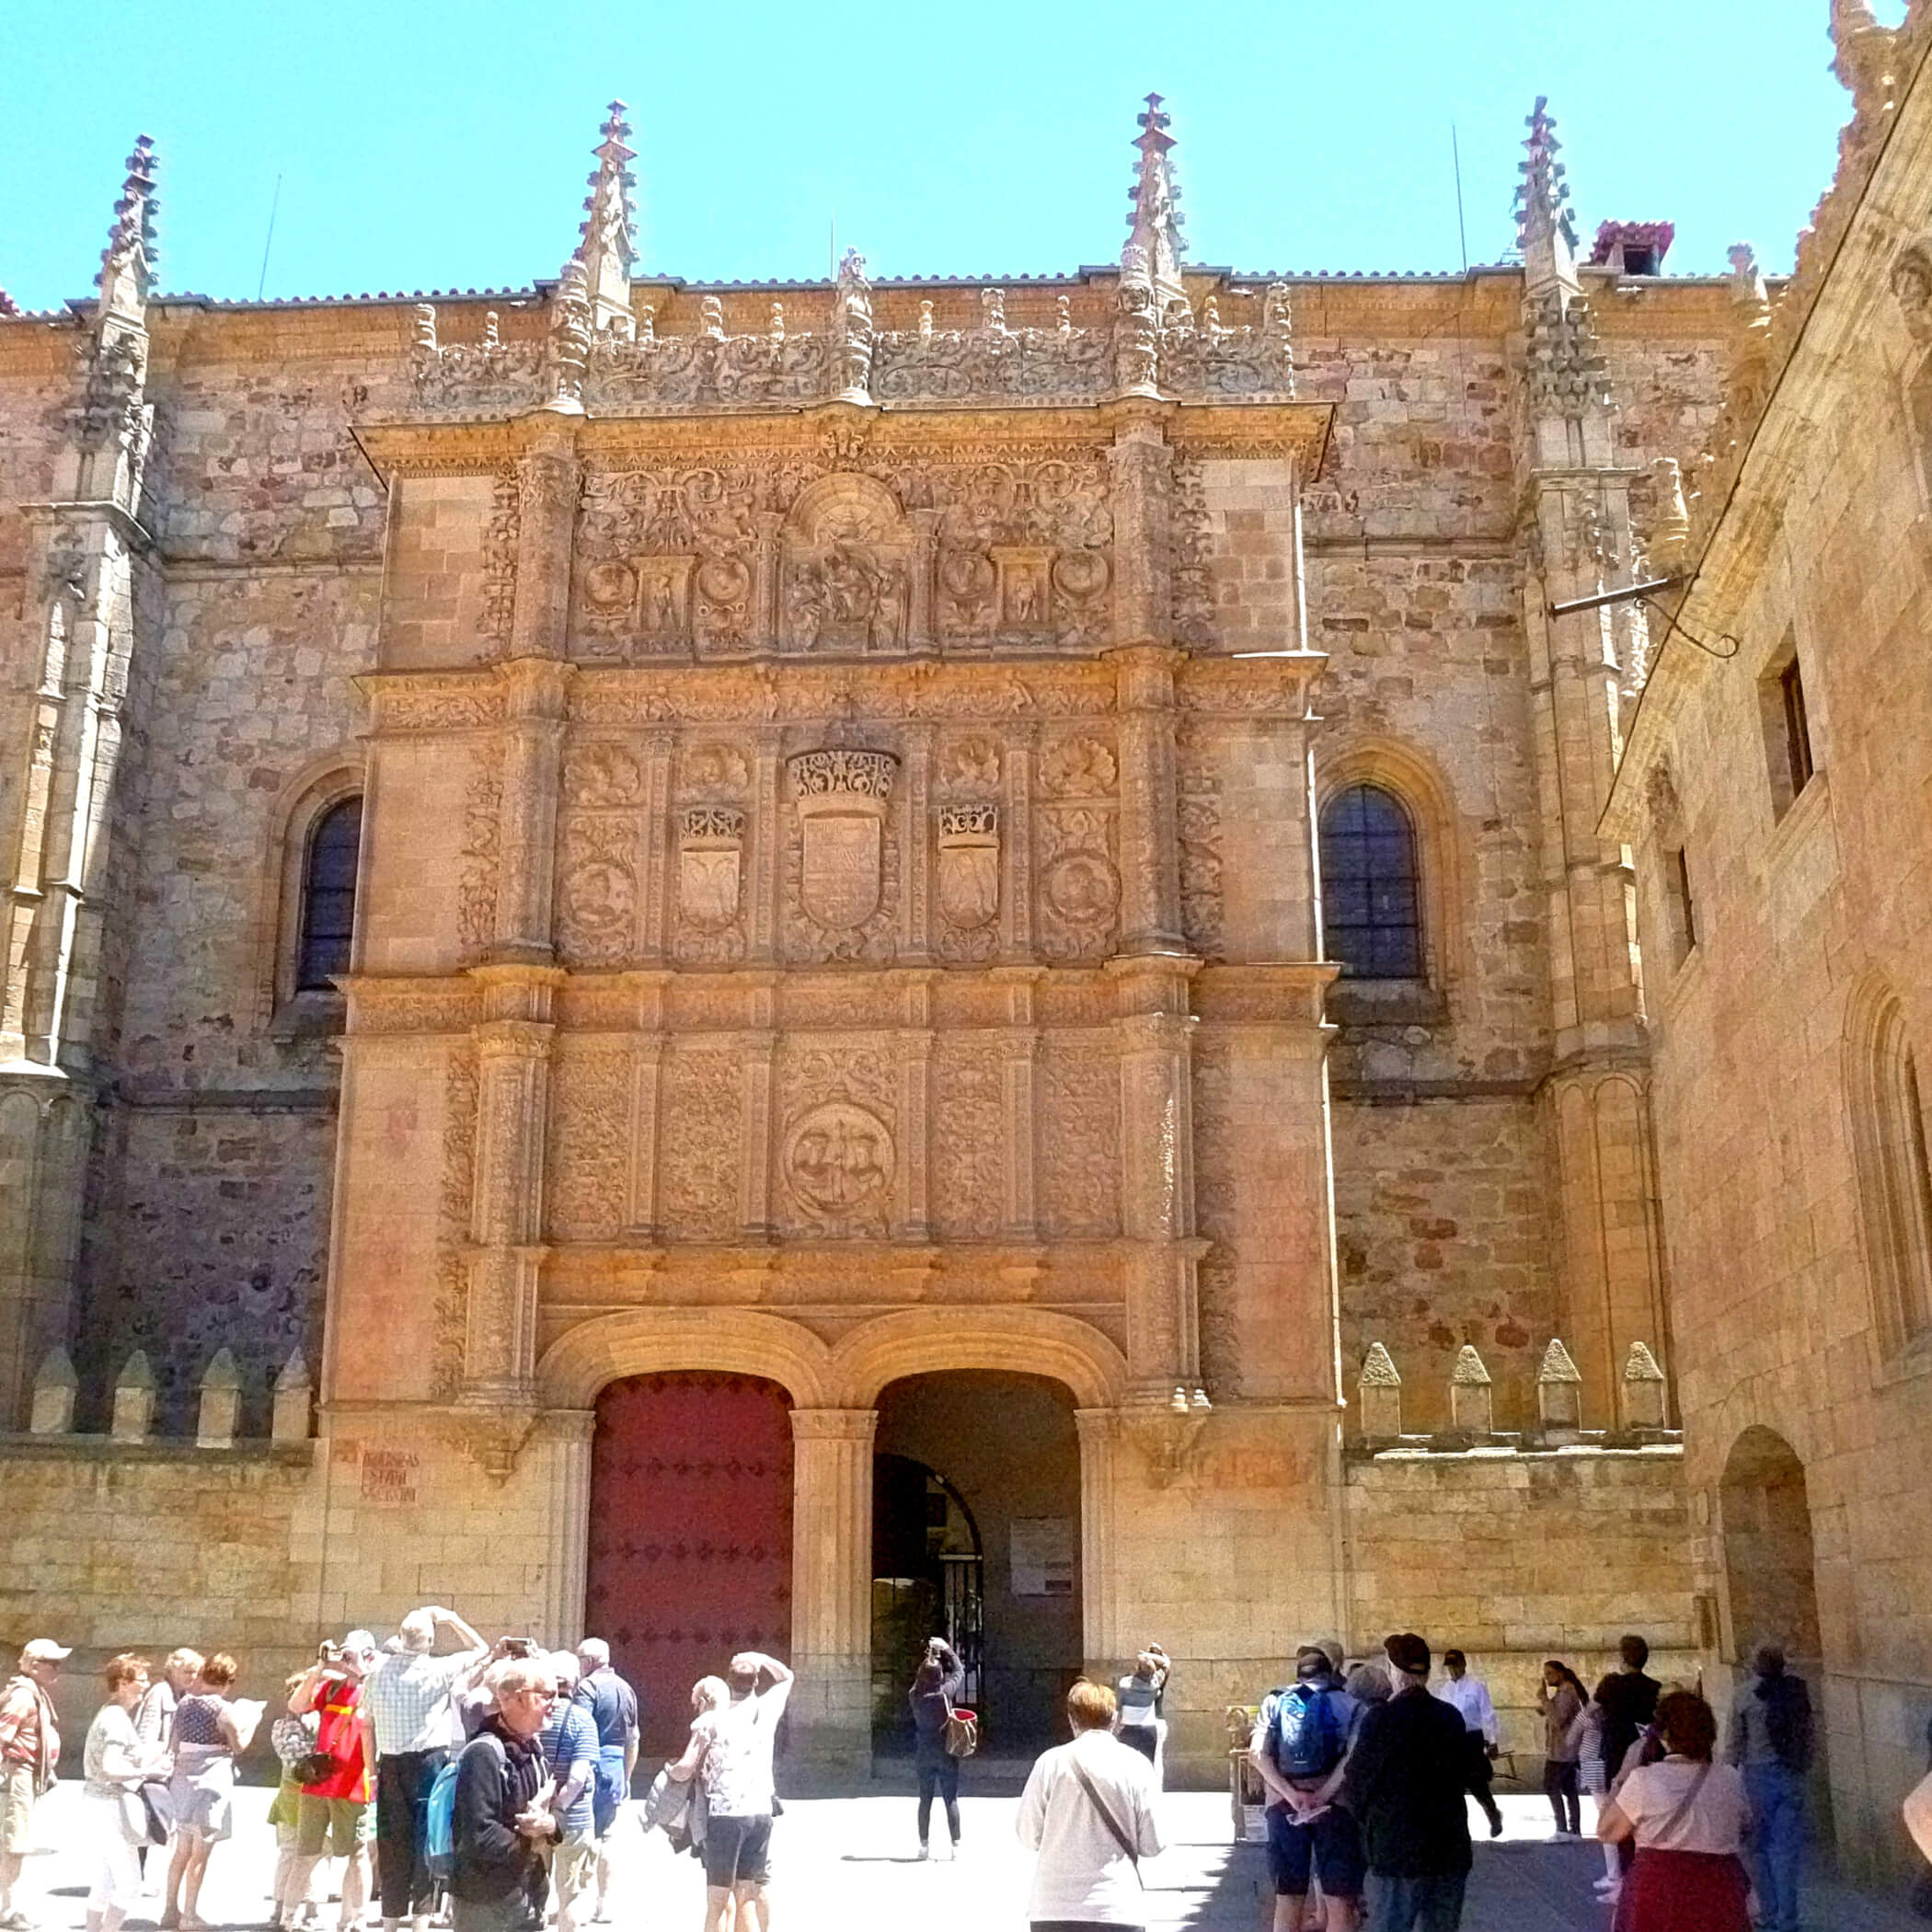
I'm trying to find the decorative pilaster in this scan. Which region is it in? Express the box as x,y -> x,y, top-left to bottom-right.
1075,1408 -> 1121,1665
625,1011 -> 667,1240
1110,955 -> 1202,1398
748,731 -> 783,962
740,1018 -> 777,1237
1001,730 -> 1035,960
1110,645 -> 1185,954
994,966 -> 1042,1238
541,1408 -> 598,1642
894,975 -> 935,1241
509,437 -> 580,660
789,1408 -> 878,1769
461,965 -> 563,1411
490,658 -> 572,962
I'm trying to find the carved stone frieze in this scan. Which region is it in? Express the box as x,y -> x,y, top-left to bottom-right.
659,1043 -> 742,1237
545,1043 -> 631,1241
406,280 -> 1295,420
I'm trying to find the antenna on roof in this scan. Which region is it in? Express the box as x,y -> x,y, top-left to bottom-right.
1450,127 -> 1467,274
258,174 -> 282,302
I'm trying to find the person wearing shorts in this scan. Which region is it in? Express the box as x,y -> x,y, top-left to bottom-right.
282,1636 -> 379,1932
1250,1647 -> 1364,1932
665,1651 -> 793,1932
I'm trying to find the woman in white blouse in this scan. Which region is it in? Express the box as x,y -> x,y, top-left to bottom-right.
84,1655 -> 171,1932
1596,1688 -> 1752,1932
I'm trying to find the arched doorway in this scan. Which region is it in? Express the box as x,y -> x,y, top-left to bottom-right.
584,1371 -> 794,1756
1720,1426 -> 1831,1834
871,1371 -> 1081,1760
1720,1426 -> 1822,1662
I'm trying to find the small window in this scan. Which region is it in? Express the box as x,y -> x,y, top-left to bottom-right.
1854,994 -> 1932,1351
1320,784 -> 1423,979
1760,638 -> 1819,819
1779,659 -> 1815,799
296,798 -> 362,992
1665,845 -> 1698,966
1622,245 -> 1658,276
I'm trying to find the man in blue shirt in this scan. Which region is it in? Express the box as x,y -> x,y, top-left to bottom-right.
541,1655 -> 599,1932
572,1639 -> 638,1924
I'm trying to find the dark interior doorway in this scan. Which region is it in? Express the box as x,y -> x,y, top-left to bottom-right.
871,1370 -> 1081,1759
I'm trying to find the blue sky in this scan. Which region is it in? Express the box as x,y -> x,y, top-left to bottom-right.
0,0 -> 1891,311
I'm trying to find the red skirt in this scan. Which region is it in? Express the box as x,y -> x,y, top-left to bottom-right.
1616,1846 -> 1751,1932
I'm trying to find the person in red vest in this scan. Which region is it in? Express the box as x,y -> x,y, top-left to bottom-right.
277,1633 -> 379,1932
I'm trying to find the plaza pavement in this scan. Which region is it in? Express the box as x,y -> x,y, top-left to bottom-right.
11,1782 -> 1925,1931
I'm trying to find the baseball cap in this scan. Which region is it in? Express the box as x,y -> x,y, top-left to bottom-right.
21,1639 -> 71,1663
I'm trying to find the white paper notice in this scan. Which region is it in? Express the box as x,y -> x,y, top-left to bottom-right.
1009,1516 -> 1075,1597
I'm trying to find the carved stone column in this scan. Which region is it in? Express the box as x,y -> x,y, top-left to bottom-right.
1108,411 -> 1173,651
540,1408 -> 597,1640
624,996 -> 667,1240
491,659 -> 572,963
748,731 -> 784,963
509,437 -> 580,661
462,965 -> 564,1407
993,966 -> 1042,1239
1075,1408 -> 1121,1667
907,509 -> 941,650
1110,645 -> 1186,955
740,982 -> 777,1237
1111,956 -> 1202,1397
1001,729 -> 1035,960
751,512 -> 783,652
638,733 -> 674,960
901,729 -> 933,962
788,1408 -> 878,1771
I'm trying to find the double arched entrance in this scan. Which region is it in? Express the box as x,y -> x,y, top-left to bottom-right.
551,1308 -> 1121,1765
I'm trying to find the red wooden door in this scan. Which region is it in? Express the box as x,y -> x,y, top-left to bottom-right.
585,1372 -> 795,1755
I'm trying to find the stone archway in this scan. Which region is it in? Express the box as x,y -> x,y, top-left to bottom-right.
1719,1425 -> 1822,1664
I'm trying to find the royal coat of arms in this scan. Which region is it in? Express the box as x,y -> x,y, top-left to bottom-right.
788,749 -> 899,932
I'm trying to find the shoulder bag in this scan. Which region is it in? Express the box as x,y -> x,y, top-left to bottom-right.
943,1698 -> 979,1759
1067,1755 -> 1144,1889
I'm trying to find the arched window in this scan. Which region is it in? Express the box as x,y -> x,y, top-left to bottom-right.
1320,784 -> 1423,979
1851,989 -> 1932,1351
295,798 -> 362,992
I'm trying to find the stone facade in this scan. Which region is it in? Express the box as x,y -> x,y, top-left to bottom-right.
0,84 -> 1794,1780
1604,4 -> 1932,1882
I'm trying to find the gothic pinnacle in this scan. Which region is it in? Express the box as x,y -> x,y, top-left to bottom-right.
1121,91 -> 1186,308
571,99 -> 638,337
1514,97 -> 1579,294
98,134 -> 158,325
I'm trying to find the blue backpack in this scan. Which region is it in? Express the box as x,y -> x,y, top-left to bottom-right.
1272,1683 -> 1346,1780
424,1760 -> 461,1879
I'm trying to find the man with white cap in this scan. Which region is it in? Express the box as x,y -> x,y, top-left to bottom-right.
0,1639 -> 70,1927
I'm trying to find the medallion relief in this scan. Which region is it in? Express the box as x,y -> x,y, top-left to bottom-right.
781,1100 -> 894,1231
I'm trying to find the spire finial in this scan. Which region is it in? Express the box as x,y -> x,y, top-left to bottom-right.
1121,92 -> 1186,306
570,99 -> 638,338
98,134 -> 159,324
1514,97 -> 1579,294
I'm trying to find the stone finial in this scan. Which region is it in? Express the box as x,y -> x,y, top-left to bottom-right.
98,135 -> 159,325
1727,243 -> 1768,312
1121,93 -> 1187,309
271,1350 -> 313,1444
1514,97 -> 1579,293
1535,1338 -> 1584,1432
28,1347 -> 77,1436
196,1347 -> 243,1449
570,100 -> 638,338
110,1350 -> 157,1443
1647,456 -> 1691,577
1449,1343 -> 1494,1436
1357,1343 -> 1402,1441
1621,1340 -> 1668,1429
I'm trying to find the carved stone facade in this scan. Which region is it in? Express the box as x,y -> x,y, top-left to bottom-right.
4,86 -> 1817,1778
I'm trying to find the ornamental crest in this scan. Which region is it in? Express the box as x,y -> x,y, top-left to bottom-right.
937,803 -> 1000,931
678,805 -> 744,930
789,749 -> 898,931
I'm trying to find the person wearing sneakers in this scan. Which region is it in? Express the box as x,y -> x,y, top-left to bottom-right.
909,1638 -> 965,1862
0,1638 -> 68,1932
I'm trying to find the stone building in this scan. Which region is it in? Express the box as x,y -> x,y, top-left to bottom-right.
4,69 -> 1795,1780
1602,1 -> 1932,1882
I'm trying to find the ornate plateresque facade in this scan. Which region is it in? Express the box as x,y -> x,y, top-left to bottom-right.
1,84 -> 1789,1775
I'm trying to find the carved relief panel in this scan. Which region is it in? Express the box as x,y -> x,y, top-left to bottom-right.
658,1041 -> 742,1238
546,1041 -> 632,1242
1039,1029 -> 1122,1238
1177,724 -> 1225,960
566,443 -> 1112,661
555,739 -> 648,968
776,1041 -> 897,1239
1033,730 -> 1121,961
931,1034 -> 1006,1238
673,740 -> 752,965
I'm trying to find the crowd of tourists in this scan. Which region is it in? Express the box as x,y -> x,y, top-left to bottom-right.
0,1616 -> 1899,1932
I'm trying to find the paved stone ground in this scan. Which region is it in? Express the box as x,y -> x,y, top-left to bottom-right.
11,1784 -> 1924,1931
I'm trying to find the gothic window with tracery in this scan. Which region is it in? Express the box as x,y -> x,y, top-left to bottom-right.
1852,989 -> 1932,1351
296,797 -> 362,992
1320,784 -> 1423,980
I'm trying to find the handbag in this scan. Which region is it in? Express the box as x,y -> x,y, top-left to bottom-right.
291,1750 -> 337,1787
943,1703 -> 979,1760
138,1778 -> 175,1846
